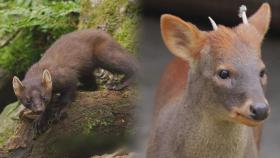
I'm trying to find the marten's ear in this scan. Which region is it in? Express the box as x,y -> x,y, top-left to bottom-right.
42,69 -> 52,91
160,14 -> 206,66
248,3 -> 271,37
13,76 -> 24,97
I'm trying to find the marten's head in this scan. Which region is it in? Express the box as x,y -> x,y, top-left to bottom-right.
12,70 -> 52,113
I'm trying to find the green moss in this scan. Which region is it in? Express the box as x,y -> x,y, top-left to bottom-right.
0,30 -> 43,74
0,102 -> 20,147
79,0 -> 140,54
114,17 -> 138,54
82,106 -> 114,135
0,0 -> 80,74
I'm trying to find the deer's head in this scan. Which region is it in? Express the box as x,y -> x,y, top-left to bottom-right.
160,3 -> 271,126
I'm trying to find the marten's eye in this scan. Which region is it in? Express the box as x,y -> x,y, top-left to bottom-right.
260,69 -> 266,78
218,69 -> 230,79
26,99 -> 32,106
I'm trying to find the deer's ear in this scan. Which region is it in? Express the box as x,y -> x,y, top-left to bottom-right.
42,69 -> 52,91
13,76 -> 24,97
160,14 -> 206,64
248,3 -> 271,36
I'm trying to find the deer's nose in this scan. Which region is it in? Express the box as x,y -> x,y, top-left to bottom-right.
250,103 -> 269,121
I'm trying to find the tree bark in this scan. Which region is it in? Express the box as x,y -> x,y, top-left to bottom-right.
0,90 -> 136,158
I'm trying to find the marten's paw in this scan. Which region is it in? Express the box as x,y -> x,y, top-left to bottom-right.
106,83 -> 127,91
53,109 -> 68,122
33,114 -> 48,136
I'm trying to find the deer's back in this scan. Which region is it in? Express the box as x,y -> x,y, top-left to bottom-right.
154,57 -> 189,116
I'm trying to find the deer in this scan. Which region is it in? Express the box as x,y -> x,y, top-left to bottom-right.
147,3 -> 271,158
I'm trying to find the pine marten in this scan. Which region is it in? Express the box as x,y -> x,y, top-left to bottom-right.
12,29 -> 139,133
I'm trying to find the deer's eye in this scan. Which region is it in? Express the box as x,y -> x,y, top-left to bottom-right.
260,69 -> 266,78
218,69 -> 230,79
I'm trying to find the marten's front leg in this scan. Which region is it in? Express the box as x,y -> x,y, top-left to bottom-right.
33,110 -> 50,135
33,84 -> 76,135
59,84 -> 77,105
53,84 -> 76,121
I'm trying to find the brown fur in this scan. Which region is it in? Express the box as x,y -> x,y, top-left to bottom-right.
24,29 -> 138,92
154,57 -> 188,115
147,3 -> 271,158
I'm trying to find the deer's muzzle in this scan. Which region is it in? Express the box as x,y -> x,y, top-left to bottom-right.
229,99 -> 270,127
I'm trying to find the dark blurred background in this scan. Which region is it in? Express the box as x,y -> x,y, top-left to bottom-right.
142,0 -> 280,35
137,1 -> 280,157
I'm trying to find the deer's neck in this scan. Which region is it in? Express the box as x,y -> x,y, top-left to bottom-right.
182,111 -> 252,158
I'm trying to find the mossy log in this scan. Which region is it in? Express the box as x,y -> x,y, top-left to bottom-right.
0,89 -> 136,158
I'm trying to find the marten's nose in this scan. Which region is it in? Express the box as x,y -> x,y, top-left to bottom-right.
32,104 -> 45,113
250,103 -> 269,121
